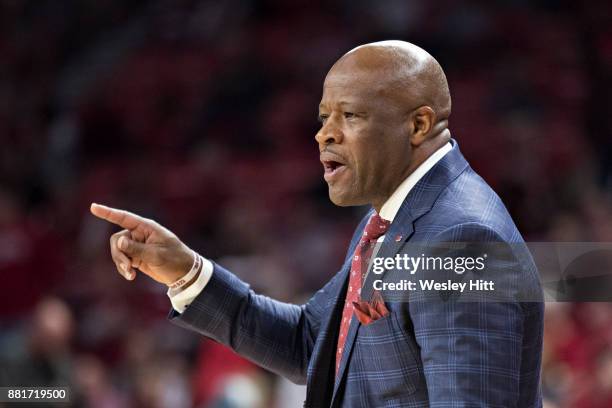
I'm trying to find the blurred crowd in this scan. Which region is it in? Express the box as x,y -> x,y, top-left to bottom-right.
0,1 -> 611,407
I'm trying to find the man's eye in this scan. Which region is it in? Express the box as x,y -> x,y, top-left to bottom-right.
318,114 -> 329,123
344,112 -> 355,119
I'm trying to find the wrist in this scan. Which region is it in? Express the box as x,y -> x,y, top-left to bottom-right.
167,252 -> 202,289
176,268 -> 201,291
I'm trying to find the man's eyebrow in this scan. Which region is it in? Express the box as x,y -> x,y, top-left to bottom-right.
318,101 -> 354,109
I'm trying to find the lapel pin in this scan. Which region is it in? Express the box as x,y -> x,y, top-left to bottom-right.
395,234 -> 402,242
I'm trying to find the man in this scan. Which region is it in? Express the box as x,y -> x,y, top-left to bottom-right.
91,41 -> 544,407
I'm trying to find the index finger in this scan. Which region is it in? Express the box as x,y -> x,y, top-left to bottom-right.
90,203 -> 149,230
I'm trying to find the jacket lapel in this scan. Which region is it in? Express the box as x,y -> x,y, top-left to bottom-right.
330,207 -> 416,404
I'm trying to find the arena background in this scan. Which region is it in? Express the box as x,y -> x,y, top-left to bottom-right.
1,1 -> 611,407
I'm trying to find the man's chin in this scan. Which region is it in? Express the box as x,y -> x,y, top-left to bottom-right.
328,189 -> 363,207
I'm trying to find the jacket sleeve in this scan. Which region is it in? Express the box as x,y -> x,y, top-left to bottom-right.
169,261 -> 343,384
408,222 -> 543,407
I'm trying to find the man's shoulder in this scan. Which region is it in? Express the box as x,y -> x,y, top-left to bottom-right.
417,166 -> 522,242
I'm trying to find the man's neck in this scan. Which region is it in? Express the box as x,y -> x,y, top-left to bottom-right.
375,139 -> 452,219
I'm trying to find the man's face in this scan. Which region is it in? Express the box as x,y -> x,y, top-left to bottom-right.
316,64 -> 413,208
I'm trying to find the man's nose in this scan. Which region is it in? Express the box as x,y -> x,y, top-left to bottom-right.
315,120 -> 343,146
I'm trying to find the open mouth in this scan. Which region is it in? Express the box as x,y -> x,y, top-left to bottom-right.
322,160 -> 346,180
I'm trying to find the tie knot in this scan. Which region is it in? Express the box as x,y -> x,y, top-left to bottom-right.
363,213 -> 391,242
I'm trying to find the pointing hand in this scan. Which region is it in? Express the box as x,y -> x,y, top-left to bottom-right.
90,203 -> 195,285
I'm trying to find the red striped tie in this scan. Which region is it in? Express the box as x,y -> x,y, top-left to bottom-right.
335,213 -> 390,376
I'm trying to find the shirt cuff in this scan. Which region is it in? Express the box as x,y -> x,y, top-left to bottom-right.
167,255 -> 213,313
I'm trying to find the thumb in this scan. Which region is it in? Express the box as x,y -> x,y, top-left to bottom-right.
117,235 -> 149,258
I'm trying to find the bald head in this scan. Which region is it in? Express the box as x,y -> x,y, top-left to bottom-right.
328,40 -> 451,122
316,41 -> 452,211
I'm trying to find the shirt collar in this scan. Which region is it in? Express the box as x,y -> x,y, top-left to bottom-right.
379,142 -> 452,222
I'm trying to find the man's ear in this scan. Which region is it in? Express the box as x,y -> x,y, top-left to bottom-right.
408,106 -> 435,147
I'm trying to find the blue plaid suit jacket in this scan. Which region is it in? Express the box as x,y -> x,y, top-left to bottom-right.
170,140 -> 544,407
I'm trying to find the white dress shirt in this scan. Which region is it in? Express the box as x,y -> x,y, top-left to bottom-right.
168,142 -> 452,313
